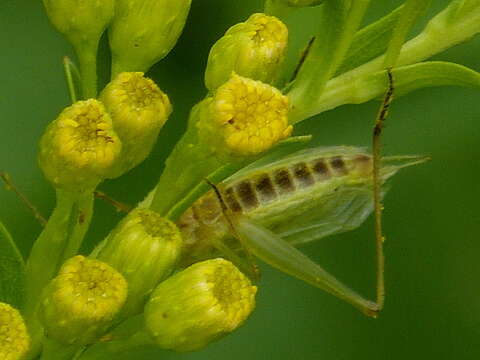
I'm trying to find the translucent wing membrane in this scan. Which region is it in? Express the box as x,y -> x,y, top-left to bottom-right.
278,185 -> 374,245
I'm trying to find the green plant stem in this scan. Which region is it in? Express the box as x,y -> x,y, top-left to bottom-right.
40,338 -> 79,360
288,1 -> 480,122
287,0 -> 370,119
74,40 -> 99,99
61,192 -> 94,262
264,0 -> 296,19
23,190 -> 94,359
149,131 -> 223,216
78,331 -> 152,360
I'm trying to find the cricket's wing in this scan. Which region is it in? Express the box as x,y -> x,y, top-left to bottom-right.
274,185 -> 376,245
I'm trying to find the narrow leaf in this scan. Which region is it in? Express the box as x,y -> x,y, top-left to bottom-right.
317,62 -> 480,113
337,5 -> 404,74
383,0 -> 432,68
288,0 -> 371,122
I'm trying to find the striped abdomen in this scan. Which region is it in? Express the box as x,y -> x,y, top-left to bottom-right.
177,151 -> 373,265
220,153 -> 372,214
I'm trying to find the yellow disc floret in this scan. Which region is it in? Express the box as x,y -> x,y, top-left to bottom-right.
145,258 -> 257,352
38,99 -> 122,191
0,303 -> 30,360
100,72 -> 172,177
206,73 -> 292,157
40,256 -> 127,345
246,13 -> 288,58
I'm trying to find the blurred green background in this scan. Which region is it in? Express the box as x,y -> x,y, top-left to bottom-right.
1,1 -> 479,359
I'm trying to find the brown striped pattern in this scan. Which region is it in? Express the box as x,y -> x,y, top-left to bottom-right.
223,154 -> 371,213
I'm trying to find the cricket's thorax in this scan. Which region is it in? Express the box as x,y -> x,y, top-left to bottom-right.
177,151 -> 374,265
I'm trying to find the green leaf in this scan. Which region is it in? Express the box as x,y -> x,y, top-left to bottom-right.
288,0 -> 371,123
361,61 -> 480,99
446,0 -> 480,24
316,62 -> 480,113
383,0 -> 432,68
337,5 -> 404,75
0,220 -> 25,308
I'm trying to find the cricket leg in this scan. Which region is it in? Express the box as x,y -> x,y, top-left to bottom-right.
372,68 -> 395,311
0,171 -> 47,226
235,218 -> 380,317
206,179 -> 261,280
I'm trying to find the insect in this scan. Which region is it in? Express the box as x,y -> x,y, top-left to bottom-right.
177,144 -> 426,316
176,69 -> 427,317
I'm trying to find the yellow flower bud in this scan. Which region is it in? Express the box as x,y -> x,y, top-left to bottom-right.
205,13 -> 288,90
39,256 -> 127,345
38,99 -> 122,191
144,258 -> 257,352
42,0 -> 114,47
198,73 -> 292,159
96,209 -> 183,317
109,0 -> 192,75
100,72 -> 172,177
0,302 -> 30,360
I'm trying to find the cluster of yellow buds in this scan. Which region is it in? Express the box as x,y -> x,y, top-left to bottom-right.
38,73 -> 171,191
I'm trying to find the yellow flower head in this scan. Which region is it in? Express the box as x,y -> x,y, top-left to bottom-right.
145,258 -> 257,352
199,73 -> 292,158
96,209 -> 182,317
40,256 -> 127,345
100,72 -> 172,177
243,13 -> 288,60
38,99 -> 122,191
205,13 -> 288,90
0,303 -> 30,360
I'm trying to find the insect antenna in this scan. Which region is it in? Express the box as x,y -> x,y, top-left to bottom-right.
0,171 -> 47,226
205,179 -> 260,280
372,68 -> 395,310
289,36 -> 316,83
94,191 -> 132,213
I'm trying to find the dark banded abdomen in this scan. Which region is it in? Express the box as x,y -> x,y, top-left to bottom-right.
222,154 -> 372,214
